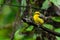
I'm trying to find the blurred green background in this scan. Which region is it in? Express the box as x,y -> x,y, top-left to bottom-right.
0,0 -> 60,40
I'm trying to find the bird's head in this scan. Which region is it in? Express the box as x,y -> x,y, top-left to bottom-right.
34,11 -> 40,15
34,11 -> 41,17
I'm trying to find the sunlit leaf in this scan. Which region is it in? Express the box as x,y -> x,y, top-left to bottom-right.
50,0 -> 60,7
43,23 -> 53,30
56,36 -> 60,40
26,25 -> 34,31
32,34 -> 37,40
19,22 -> 28,32
54,28 -> 60,33
15,30 -> 37,40
14,29 -> 24,40
51,17 -> 60,22
41,0 -> 50,10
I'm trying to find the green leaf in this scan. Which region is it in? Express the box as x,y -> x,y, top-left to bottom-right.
43,23 -> 53,30
22,34 -> 37,40
26,25 -> 34,31
56,36 -> 60,40
41,0 -> 50,10
21,0 -> 26,7
50,0 -> 60,7
19,22 -> 28,32
14,29 -> 25,40
54,28 -> 60,33
15,28 -> 36,40
14,29 -> 24,40
14,29 -> 37,40
51,17 -> 60,22
30,0 -> 34,4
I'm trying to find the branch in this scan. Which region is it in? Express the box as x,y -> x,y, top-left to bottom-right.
0,4 -> 40,10
22,18 -> 60,37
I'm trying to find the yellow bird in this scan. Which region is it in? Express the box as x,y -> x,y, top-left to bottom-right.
33,11 -> 44,25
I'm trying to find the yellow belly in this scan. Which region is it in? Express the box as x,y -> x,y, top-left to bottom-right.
33,15 -> 44,24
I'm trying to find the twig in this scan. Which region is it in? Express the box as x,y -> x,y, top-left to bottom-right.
0,4 -> 41,10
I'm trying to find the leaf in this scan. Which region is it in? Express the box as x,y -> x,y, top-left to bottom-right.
15,26 -> 36,40
14,29 -> 24,40
14,29 -> 37,40
19,22 -> 28,32
56,36 -> 60,40
41,0 -> 50,10
50,0 -> 60,14
51,17 -> 60,22
50,0 -> 60,7
21,0 -> 26,8
43,23 -> 53,30
22,34 -> 37,40
54,28 -> 60,33
26,25 -> 34,31
30,0 -> 34,4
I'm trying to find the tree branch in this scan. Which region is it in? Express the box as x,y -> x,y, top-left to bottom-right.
22,18 -> 60,37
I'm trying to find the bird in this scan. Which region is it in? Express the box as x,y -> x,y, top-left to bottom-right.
33,11 -> 44,25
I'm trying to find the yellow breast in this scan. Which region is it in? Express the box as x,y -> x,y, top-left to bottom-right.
33,14 -> 44,24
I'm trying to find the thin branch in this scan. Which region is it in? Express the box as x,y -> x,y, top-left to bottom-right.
0,4 -> 41,10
